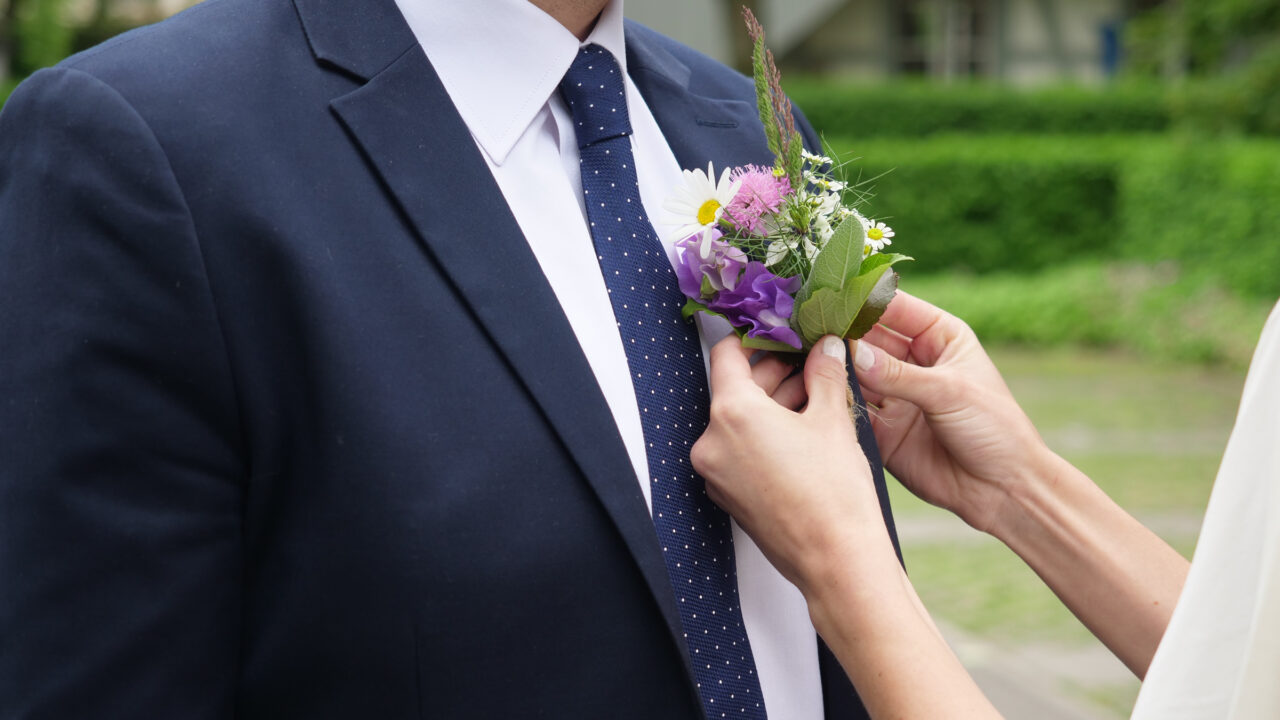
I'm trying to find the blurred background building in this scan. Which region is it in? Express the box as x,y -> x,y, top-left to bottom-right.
629,0 -> 1153,84
1,0 -> 1273,88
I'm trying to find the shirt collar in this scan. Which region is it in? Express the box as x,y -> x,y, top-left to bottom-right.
395,0 -> 629,166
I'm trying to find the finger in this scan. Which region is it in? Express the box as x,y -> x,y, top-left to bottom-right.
801,336 -> 850,418
862,324 -> 911,363
853,341 -> 955,412
707,333 -> 757,397
876,291 -> 947,340
877,292 -> 966,368
770,373 -> 808,411
866,396 -> 923,467
858,381 -> 885,407
751,352 -> 797,396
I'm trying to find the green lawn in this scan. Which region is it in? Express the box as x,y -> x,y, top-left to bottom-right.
998,345 -> 1241,514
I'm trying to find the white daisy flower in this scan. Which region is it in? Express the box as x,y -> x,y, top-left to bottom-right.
664,162 -> 741,247
801,149 -> 834,167
865,220 -> 895,255
845,207 -> 872,232
803,168 -> 846,194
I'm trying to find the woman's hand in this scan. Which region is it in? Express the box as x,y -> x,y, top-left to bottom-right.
692,335 -> 892,596
694,333 -> 1005,720
853,292 -> 1055,535
857,292 -> 1189,678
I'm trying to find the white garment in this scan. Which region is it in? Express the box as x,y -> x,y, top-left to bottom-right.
1133,300 -> 1280,718
390,1 -> 823,717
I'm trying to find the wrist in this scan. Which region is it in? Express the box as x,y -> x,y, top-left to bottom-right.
797,518 -> 904,621
803,544 -> 916,655
983,447 -> 1082,547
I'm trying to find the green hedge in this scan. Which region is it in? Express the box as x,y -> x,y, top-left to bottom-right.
828,135 -> 1123,274
1122,140 -> 1280,297
908,263 -> 1274,367
787,80 -> 1171,138
825,134 -> 1280,298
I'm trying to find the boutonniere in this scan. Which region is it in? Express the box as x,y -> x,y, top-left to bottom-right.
664,8 -> 911,354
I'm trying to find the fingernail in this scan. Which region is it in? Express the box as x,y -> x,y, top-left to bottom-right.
822,336 -> 845,361
854,342 -> 875,371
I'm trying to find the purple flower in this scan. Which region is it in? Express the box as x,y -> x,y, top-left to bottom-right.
708,261 -> 803,349
723,165 -> 791,235
672,230 -> 748,301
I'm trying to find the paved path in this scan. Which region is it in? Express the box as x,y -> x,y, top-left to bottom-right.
938,620 -> 1135,720
895,510 -> 1204,547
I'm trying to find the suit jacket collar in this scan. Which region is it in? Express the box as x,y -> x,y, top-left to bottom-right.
294,0 -> 772,700
292,0 -> 417,81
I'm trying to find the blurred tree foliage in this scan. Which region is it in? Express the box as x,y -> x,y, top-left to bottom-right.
1126,0 -> 1280,135
787,80 -> 1171,137
12,0 -> 73,75
1,0 -> 144,82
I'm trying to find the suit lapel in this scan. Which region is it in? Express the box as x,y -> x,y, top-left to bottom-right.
293,0 -> 695,676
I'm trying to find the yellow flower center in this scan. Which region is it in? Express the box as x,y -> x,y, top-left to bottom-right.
867,227 -> 884,241
697,199 -> 721,226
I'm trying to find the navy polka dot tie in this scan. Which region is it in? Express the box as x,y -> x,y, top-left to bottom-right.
559,45 -> 768,719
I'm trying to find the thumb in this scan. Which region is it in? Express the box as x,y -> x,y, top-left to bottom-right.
803,335 -> 851,416
853,341 -> 950,409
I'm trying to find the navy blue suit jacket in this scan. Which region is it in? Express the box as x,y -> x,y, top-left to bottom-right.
0,0 -> 900,716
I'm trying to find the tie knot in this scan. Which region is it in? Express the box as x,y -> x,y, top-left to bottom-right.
558,44 -> 631,150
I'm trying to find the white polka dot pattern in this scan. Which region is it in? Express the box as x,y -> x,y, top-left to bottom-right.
559,45 -> 768,719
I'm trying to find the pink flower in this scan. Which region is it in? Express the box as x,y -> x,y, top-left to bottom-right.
723,165 -> 791,234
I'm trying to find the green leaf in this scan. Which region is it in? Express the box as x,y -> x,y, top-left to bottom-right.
795,287 -> 852,348
804,216 -> 868,296
795,256 -> 912,346
682,298 -> 709,322
859,251 -> 912,274
845,270 -> 900,340
741,332 -> 804,354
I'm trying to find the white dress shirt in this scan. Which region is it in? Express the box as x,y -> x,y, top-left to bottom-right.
391,0 -> 824,716
1132,300 -> 1280,719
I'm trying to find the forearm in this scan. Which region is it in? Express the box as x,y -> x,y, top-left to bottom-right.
803,529 -> 1002,720
991,452 -> 1189,678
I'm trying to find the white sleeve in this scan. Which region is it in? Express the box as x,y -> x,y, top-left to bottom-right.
1132,300 -> 1280,719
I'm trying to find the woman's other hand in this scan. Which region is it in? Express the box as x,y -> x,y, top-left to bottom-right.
854,292 -> 1055,536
